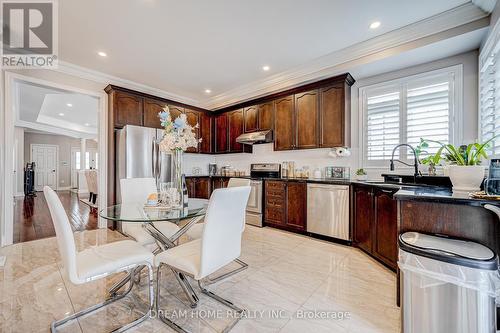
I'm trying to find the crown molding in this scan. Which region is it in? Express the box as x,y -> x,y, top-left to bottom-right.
472,0 -> 497,13
203,2 -> 489,110
50,3 -> 489,112
55,61 -> 202,108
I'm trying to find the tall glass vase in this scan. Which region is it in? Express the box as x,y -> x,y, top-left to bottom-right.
171,149 -> 187,209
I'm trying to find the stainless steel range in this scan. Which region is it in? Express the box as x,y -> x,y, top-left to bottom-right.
246,163 -> 281,227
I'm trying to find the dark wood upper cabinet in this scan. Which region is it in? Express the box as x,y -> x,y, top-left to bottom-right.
353,186 -> 373,254
243,106 -> 259,133
199,112 -> 212,154
215,113 -> 228,153
114,91 -> 143,127
373,189 -> 398,269
168,105 -> 184,120
143,98 -> 166,129
258,101 -> 274,131
295,90 -> 319,149
274,96 -> 295,151
228,109 -> 244,153
320,84 -> 345,147
286,182 -> 307,231
184,108 -> 200,153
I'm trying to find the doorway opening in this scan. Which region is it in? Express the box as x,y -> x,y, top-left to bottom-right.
8,76 -> 104,244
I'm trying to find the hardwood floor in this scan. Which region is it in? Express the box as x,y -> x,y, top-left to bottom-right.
13,191 -> 98,244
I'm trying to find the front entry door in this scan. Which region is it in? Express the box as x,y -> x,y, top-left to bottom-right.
31,145 -> 58,191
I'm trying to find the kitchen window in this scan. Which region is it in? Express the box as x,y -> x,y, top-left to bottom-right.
360,66 -> 462,167
479,29 -> 500,157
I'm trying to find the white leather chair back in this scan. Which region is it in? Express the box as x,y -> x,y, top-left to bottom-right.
199,186 -> 251,279
227,178 -> 251,188
43,186 -> 80,284
120,178 -> 157,203
120,178 -> 157,241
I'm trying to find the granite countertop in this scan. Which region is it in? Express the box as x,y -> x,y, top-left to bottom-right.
185,174 -> 500,206
393,187 -> 500,206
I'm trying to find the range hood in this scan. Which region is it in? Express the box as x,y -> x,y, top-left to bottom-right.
236,130 -> 273,145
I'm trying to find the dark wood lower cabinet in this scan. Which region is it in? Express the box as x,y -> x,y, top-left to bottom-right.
185,177 -> 211,199
353,184 -> 398,270
286,182 -> 307,230
264,180 -> 306,232
353,185 -> 373,253
212,177 -> 229,190
373,188 -> 398,268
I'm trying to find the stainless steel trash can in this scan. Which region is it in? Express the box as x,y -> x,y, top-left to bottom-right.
398,232 -> 499,333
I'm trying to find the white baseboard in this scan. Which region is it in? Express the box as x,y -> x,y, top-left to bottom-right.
14,192 -> 24,197
58,186 -> 71,191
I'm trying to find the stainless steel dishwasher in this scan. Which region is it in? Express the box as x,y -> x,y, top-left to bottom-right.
306,184 -> 350,240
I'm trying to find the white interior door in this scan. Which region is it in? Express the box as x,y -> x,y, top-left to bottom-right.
31,145 -> 58,191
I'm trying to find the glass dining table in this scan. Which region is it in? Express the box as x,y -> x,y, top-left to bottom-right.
100,198 -> 208,249
99,198 -> 208,306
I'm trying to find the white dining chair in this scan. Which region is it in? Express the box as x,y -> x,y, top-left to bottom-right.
120,178 -> 180,247
155,186 -> 251,332
186,178 -> 250,239
185,178 -> 251,284
44,186 -> 154,333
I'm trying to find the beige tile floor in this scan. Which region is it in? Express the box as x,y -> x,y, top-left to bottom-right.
0,226 -> 400,333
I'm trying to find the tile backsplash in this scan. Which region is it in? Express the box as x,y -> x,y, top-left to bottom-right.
184,143 -> 359,177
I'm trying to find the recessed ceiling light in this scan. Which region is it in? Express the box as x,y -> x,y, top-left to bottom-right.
97,51 -> 107,57
205,89 -> 211,94
262,65 -> 270,71
66,103 -> 72,107
84,123 -> 90,126
58,113 -> 65,116
369,21 -> 381,29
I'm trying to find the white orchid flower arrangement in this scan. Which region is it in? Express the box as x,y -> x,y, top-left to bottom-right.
158,106 -> 201,152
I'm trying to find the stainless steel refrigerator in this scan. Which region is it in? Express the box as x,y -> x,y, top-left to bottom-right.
115,125 -> 172,203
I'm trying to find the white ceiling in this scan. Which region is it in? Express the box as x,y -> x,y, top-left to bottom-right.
58,0 -> 476,103
16,81 -> 98,138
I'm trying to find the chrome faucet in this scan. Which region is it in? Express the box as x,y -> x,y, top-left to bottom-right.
389,144 -> 420,182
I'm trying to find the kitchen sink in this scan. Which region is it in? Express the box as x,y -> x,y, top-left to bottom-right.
360,181 -> 442,189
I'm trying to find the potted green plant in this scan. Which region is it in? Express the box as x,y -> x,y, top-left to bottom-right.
415,139 -> 443,176
355,168 -> 368,181
417,138 -> 495,191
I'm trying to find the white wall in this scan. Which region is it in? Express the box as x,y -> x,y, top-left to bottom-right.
212,50 -> 479,180
23,132 -> 97,190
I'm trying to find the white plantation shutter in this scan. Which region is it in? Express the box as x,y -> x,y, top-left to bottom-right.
480,49 -> 500,156
361,66 -> 460,166
366,91 -> 400,160
407,79 -> 451,157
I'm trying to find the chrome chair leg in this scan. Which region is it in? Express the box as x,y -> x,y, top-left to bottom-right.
108,272 -> 132,296
198,280 -> 245,333
156,264 -> 190,333
204,259 -> 248,285
171,268 -> 199,308
51,263 -> 154,333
